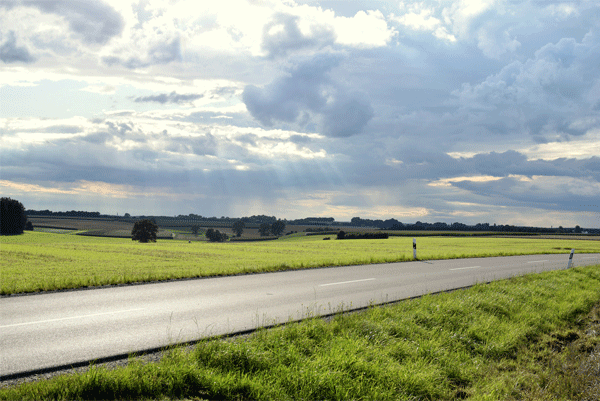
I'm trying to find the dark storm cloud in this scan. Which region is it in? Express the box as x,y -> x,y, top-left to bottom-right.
242,53 -> 374,137
0,30 -> 35,63
451,177 -> 599,213
322,97 -> 374,138
25,0 -> 124,44
262,13 -> 336,59
134,91 -> 204,104
243,53 -> 340,125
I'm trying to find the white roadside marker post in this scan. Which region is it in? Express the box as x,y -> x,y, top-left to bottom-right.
567,249 -> 575,268
413,238 -> 417,260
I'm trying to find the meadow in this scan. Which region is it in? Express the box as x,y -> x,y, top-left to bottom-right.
1,265 -> 598,400
1,231 -> 600,295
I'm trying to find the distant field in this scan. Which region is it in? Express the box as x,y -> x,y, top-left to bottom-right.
28,217 -> 134,232
2,231 -> 600,295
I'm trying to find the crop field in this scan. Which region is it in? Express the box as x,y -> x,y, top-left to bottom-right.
1,265 -> 599,400
2,231 -> 600,295
27,217 -> 134,233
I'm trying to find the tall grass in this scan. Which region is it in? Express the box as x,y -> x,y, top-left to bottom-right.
2,231 -> 599,294
1,265 -> 599,400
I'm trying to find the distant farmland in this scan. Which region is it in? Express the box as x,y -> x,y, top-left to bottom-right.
2,229 -> 600,295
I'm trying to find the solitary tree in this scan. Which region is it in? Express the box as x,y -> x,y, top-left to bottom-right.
1,197 -> 28,235
258,222 -> 271,237
232,220 -> 245,237
131,219 -> 158,243
271,220 -> 286,236
191,224 -> 201,236
206,228 -> 228,242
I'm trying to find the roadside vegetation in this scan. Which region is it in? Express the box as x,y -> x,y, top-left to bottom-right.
2,231 -> 599,295
1,265 -> 598,400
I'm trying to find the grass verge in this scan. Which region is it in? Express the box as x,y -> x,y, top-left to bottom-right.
1,265 -> 598,400
2,232 -> 599,294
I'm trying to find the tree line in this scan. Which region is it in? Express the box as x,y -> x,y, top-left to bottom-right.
19,206 -> 597,235
26,209 -> 104,218
348,217 -> 596,234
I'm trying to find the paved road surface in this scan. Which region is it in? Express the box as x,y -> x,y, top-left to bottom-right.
2,253 -> 599,379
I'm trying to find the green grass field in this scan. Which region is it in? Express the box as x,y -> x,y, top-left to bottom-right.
2,231 -> 599,294
1,265 -> 598,400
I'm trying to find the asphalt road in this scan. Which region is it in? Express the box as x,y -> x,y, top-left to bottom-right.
2,253 -> 599,379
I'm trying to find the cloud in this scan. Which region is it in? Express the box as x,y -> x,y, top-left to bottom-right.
0,31 -> 35,63
452,27 -> 600,141
166,134 -> 217,156
242,53 -> 373,137
321,97 -> 374,138
26,0 -> 124,45
393,2 -> 456,42
262,13 -> 336,59
457,29 -> 600,108
134,91 -> 204,104
102,37 -> 182,68
451,175 -> 600,213
331,9 -> 395,48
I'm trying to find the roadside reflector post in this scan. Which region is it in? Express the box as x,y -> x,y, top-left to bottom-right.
413,238 -> 417,260
567,249 -> 575,268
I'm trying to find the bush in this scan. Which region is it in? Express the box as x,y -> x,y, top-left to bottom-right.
206,228 -> 228,242
337,231 -> 389,240
131,219 -> 159,243
1,197 -> 28,235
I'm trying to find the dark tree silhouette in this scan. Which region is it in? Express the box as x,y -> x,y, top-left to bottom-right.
205,228 -> 228,242
258,223 -> 271,236
232,220 -> 245,237
131,219 -> 158,243
1,197 -> 28,235
191,224 -> 201,236
271,220 -> 286,236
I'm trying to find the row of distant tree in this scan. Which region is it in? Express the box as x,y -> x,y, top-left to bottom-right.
347,217 -> 597,234
22,208 -> 597,234
25,209 -> 104,218
191,220 -> 287,240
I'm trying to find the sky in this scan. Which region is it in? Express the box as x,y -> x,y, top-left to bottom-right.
1,0 -> 599,227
